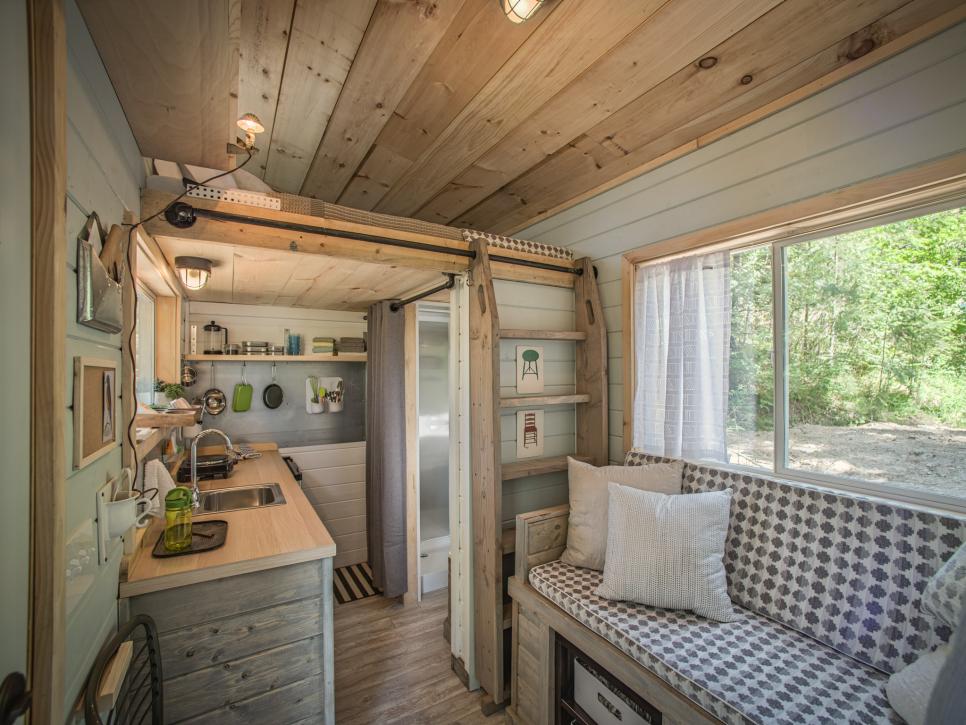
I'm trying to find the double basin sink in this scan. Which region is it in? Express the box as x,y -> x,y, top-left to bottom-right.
197,482 -> 286,513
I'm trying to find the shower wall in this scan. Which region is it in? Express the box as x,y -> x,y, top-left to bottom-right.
418,306 -> 450,542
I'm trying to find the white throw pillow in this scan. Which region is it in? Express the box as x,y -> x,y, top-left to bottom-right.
596,483 -> 738,623
921,541 -> 966,630
561,457 -> 683,571
886,645 -> 950,725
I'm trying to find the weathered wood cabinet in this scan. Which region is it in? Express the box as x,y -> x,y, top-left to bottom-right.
121,558 -> 334,724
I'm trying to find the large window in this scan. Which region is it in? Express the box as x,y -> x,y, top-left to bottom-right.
135,285 -> 156,405
633,205 -> 966,506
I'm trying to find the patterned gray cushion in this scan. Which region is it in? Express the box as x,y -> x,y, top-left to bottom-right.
921,541 -> 966,630
624,450 -> 966,673
531,560 -> 902,725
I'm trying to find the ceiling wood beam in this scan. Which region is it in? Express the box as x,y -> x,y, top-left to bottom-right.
412,0 -> 784,225
238,0 -> 296,180
371,0 -> 670,218
457,0 -> 964,233
262,0 -> 376,192
299,0 -> 467,203
335,0 -> 550,211
140,189 -> 578,288
77,0 -> 238,169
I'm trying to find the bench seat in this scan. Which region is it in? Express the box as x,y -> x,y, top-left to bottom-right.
530,559 -> 902,725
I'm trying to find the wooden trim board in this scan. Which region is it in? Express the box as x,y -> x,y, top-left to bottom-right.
621,152 -> 966,453
28,0 -> 67,720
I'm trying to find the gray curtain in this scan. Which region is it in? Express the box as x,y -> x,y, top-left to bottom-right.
365,301 -> 408,598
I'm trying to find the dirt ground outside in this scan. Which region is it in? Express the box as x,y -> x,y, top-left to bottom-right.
727,421 -> 966,499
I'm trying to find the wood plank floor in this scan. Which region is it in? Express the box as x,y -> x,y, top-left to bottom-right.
334,588 -> 503,724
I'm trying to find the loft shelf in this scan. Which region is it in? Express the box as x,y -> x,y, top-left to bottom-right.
502,454 -> 591,480
500,329 -> 587,341
499,393 -> 590,409
183,353 -> 367,363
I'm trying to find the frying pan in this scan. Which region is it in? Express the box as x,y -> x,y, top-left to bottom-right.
263,362 -> 284,409
202,362 -> 227,416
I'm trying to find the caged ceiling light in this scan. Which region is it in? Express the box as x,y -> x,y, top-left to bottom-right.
174,256 -> 213,290
501,0 -> 545,23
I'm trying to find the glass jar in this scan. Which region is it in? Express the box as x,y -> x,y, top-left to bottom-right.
164,486 -> 193,552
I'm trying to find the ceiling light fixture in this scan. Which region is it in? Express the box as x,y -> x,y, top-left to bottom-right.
501,0 -> 545,23
228,112 -> 266,155
174,256 -> 213,290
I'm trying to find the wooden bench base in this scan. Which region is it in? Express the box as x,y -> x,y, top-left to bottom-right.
508,576 -> 722,725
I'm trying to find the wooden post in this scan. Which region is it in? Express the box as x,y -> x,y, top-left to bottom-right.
468,238 -> 504,704
575,257 -> 609,465
28,0 -> 67,719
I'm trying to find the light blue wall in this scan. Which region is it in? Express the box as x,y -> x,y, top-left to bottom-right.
520,22 -> 966,463
63,0 -> 143,711
0,0 -> 31,688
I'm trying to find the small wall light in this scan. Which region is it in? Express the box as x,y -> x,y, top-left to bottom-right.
230,113 -> 265,154
175,256 -> 213,290
501,0 -> 545,23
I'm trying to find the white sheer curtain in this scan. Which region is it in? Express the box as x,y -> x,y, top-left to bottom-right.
633,250 -> 731,462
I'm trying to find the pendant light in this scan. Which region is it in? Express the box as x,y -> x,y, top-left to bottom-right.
175,256 -> 213,290
501,0 -> 545,23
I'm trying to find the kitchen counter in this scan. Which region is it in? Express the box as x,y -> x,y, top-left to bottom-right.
120,442 -> 336,598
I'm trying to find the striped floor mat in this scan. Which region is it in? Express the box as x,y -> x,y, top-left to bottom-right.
333,562 -> 381,604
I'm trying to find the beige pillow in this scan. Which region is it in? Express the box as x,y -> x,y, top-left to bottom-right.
560,457 -> 683,571
597,483 -> 737,623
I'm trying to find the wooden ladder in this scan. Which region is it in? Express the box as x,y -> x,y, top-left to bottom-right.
468,238 -> 608,708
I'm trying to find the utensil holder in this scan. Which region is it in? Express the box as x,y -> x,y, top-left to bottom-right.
305,378 -> 325,414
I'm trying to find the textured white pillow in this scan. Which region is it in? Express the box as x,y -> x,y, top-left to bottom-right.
921,542 -> 966,629
887,645 -> 949,725
561,457 -> 683,571
596,483 -> 738,622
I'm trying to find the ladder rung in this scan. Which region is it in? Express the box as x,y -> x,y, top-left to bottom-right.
500,394 -> 590,408
500,329 -> 587,341
502,454 -> 591,480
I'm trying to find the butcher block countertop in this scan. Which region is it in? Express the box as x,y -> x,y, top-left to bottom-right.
120,443 -> 336,598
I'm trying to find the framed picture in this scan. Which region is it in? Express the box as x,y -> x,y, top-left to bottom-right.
516,345 -> 544,394
516,409 -> 544,459
73,356 -> 119,469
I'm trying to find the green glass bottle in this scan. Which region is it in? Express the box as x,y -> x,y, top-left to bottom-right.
164,486 -> 193,552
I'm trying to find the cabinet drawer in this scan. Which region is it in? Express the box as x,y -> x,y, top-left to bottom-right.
574,658 -> 659,725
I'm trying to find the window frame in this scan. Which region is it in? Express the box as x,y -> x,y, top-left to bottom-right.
621,154 -> 966,514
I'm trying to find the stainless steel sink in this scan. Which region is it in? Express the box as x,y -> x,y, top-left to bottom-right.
198,483 -> 286,513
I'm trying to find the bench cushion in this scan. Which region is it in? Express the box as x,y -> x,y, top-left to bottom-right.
624,451 -> 966,674
530,560 -> 901,725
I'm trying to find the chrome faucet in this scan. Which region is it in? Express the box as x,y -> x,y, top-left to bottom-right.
190,428 -> 233,509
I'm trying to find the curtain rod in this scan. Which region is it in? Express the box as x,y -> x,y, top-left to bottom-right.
390,274 -> 457,312
164,202 -> 582,276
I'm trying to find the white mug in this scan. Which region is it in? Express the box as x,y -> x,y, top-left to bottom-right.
106,490 -> 153,537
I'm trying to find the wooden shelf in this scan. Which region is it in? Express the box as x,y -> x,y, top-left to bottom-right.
134,410 -> 199,428
183,353 -> 367,363
500,394 -> 590,409
134,428 -> 165,459
500,329 -> 587,341
502,454 -> 590,481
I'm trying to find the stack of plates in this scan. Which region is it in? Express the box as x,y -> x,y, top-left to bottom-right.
240,341 -> 270,356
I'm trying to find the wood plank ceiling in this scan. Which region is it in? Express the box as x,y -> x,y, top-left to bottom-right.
80,0 -> 965,235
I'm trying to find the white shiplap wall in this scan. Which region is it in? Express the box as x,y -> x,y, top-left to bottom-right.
520,22 -> 966,463
64,0 -> 144,712
495,280 -> 577,523
281,441 -> 367,568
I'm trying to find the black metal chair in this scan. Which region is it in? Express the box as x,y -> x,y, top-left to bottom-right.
83,614 -> 163,725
